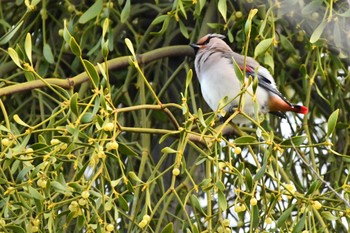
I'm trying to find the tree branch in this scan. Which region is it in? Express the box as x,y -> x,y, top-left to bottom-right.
0,45 -> 194,97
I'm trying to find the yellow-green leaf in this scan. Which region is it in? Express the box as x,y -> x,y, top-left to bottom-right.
190,194 -> 205,215
281,135 -> 307,146
28,186 -> 45,200
128,171 -> 143,183
321,211 -> 339,221
78,0 -> 103,24
151,16 -> 169,35
327,109 -> 339,137
161,147 -> 178,154
218,0 -> 227,22
43,43 -> 54,64
254,38 -> 273,58
245,9 -> 258,35
292,213 -> 305,233
310,21 -> 327,43
125,38 -> 136,60
0,21 -> 24,45
13,114 -> 31,128
24,33 -> 32,65
218,190 -> 228,210
102,18 -> 109,38
277,204 -> 295,227
161,223 -> 173,233
234,135 -> 256,144
120,0 -> 131,23
8,47 -> 22,69
83,59 -> 99,87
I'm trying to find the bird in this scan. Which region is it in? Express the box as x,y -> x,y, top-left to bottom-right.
190,33 -> 308,123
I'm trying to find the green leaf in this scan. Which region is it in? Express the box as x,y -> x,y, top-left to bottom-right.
280,35 -> 295,52
197,108 -> 206,127
301,0 -> 322,15
119,143 -> 138,156
216,180 -> 225,191
292,213 -> 306,233
314,82 -> 330,105
234,135 -> 256,144
338,8 -> 350,17
83,59 -> 99,87
254,149 -> 269,182
264,52 -> 274,73
128,171 -> 143,183
78,0 -> 103,24
281,135 -> 307,146
310,21 -> 327,43
51,181 -> 70,194
16,166 -> 33,183
232,57 -> 244,83
333,22 -> 342,49
207,23 -> 222,29
28,186 -> 44,200
252,204 -> 259,228
69,37 -> 82,57
327,109 -> 339,137
218,190 -> 228,210
306,180 -> 321,196
6,225 -> 26,233
199,178 -> 211,188
161,147 -> 178,154
179,20 -> 189,39
24,33 -> 32,64
161,223 -> 174,233
81,112 -> 94,123
151,15 -> 168,25
277,204 -> 295,228
120,0 -> 131,23
43,43 -> 54,64
245,168 -> 253,191
63,20 -> 71,43
185,69 -> 193,92
321,211 -> 339,221
8,47 -> 22,69
190,194 -> 205,215
117,195 -> 129,211
70,93 -> 79,115
151,16 -> 170,35
0,20 -> 24,45
218,0 -> 227,22
254,38 -> 273,58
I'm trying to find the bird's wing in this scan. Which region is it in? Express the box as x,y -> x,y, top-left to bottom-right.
243,66 -> 293,107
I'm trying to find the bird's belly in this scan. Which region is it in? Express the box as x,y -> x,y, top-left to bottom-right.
200,71 -> 241,112
199,69 -> 269,121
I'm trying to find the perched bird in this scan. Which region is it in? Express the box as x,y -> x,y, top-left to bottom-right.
190,34 -> 308,123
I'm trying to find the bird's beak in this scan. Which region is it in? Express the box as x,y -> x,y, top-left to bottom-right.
190,43 -> 201,54
190,43 -> 200,49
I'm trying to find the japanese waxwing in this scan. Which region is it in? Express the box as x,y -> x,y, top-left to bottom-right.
190,34 -> 308,123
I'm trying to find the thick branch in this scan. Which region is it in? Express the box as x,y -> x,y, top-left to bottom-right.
0,45 -> 194,97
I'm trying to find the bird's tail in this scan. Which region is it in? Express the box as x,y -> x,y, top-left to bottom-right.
291,105 -> 308,114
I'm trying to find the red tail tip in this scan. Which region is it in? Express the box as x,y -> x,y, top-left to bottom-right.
294,105 -> 308,114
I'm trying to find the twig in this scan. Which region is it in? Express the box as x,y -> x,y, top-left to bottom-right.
290,138 -> 350,208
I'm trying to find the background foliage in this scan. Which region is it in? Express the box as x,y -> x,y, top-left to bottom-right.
0,0 -> 350,232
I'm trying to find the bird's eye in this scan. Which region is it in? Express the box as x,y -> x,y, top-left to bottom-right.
204,37 -> 211,44
196,36 -> 212,45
